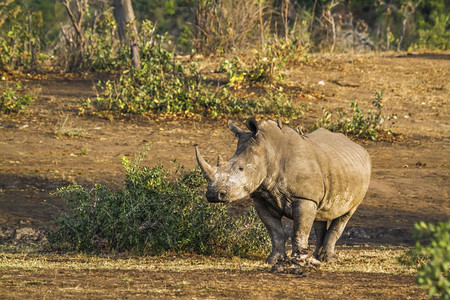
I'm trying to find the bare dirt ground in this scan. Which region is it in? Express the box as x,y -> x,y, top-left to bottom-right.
0,52 -> 449,298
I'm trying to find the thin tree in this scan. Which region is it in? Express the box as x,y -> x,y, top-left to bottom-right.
113,0 -> 140,69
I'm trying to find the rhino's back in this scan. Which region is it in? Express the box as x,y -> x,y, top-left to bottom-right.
307,128 -> 371,170
306,128 -> 371,219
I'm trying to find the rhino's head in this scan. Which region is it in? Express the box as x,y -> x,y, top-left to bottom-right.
195,118 -> 269,203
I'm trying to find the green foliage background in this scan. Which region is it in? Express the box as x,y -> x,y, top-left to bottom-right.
0,0 -> 448,73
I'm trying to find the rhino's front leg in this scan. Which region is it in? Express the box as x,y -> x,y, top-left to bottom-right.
253,198 -> 286,264
291,199 -> 317,258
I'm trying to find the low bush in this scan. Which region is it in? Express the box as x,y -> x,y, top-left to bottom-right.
219,40 -> 307,87
312,90 -> 394,140
223,90 -> 306,121
83,7 -> 126,71
0,82 -> 34,114
0,5 -> 43,71
48,145 -> 270,257
402,222 -> 450,299
219,55 -> 279,87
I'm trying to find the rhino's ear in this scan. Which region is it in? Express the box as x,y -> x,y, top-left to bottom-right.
246,117 -> 258,136
228,120 -> 245,137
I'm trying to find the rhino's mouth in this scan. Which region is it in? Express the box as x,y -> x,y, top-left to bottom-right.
206,196 -> 226,203
206,190 -> 227,203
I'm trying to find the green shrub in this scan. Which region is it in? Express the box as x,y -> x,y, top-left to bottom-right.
416,12 -> 450,50
405,222 -> 450,299
224,90 -> 306,121
312,90 -> 394,140
0,4 -> 43,71
412,0 -> 450,50
219,40 -> 306,87
48,145 -> 270,257
0,82 -> 34,114
91,21 -> 305,120
93,20 -> 224,117
84,7 -> 126,71
219,55 -> 277,87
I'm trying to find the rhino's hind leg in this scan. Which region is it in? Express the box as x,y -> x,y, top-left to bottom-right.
253,198 -> 286,264
319,208 -> 356,262
313,221 -> 327,258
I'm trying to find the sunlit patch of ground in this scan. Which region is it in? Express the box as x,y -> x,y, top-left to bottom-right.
0,247 -> 424,299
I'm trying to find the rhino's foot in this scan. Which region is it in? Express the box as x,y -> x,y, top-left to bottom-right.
266,252 -> 286,265
291,250 -> 321,266
291,249 -> 309,260
317,251 -> 336,262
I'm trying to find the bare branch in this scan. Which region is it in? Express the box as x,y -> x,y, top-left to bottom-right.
61,0 -> 86,43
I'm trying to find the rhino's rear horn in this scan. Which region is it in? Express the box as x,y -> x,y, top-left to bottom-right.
217,155 -> 224,167
195,146 -> 215,180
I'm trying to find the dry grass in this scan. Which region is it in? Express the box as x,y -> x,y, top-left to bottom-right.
0,246 -> 423,299
320,246 -> 417,275
0,251 -> 266,272
54,115 -> 86,138
0,246 -> 415,275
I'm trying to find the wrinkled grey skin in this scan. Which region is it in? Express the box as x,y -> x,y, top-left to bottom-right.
195,118 -> 371,264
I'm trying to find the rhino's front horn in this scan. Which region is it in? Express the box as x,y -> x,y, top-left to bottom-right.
195,146 -> 215,180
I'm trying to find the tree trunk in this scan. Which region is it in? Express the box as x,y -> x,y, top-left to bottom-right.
113,0 -> 141,69
259,0 -> 265,50
282,0 -> 289,43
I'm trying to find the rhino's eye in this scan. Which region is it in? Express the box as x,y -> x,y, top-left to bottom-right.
238,166 -> 244,171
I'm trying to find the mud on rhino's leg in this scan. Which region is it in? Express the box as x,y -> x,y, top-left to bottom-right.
319,208 -> 356,262
312,221 -> 327,258
253,198 -> 286,264
291,199 -> 317,258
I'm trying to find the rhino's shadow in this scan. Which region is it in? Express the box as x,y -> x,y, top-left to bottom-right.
279,203 -> 448,247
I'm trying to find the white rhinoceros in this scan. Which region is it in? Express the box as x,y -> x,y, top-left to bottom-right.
195,118 -> 371,263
